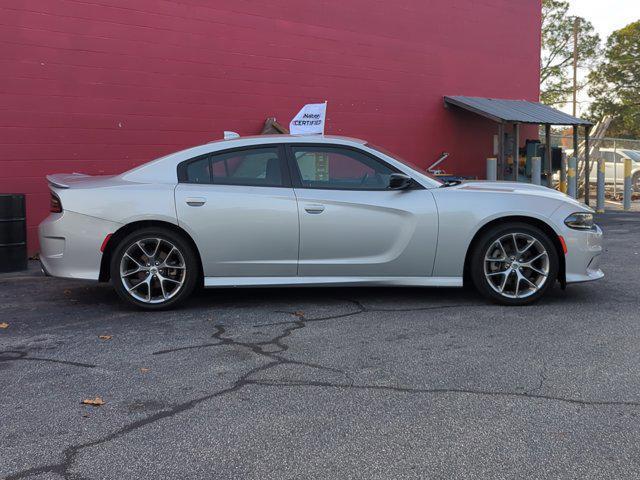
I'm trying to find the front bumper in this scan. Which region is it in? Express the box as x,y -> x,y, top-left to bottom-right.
564,224 -> 604,284
38,211 -> 121,280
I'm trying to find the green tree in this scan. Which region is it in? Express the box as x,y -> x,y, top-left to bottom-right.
588,21 -> 640,138
540,0 -> 600,106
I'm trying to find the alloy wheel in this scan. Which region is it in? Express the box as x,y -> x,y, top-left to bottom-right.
483,232 -> 550,299
119,238 -> 186,304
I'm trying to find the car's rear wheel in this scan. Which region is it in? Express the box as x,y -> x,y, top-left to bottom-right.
110,227 -> 198,310
470,223 -> 559,305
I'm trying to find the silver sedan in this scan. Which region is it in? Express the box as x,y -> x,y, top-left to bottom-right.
39,135 -> 603,309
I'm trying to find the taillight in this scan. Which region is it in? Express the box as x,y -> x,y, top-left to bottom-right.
50,192 -> 62,213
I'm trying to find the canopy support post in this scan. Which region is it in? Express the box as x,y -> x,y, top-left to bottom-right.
544,124 -> 552,187
513,123 -> 519,182
498,122 -> 505,180
572,125 -> 579,194
584,125 -> 591,206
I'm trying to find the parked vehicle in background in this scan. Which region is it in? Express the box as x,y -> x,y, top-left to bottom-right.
39,135 -> 603,309
586,148 -> 640,189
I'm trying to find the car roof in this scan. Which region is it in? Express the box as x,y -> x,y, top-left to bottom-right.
120,135 -> 368,183
599,148 -> 636,157
205,134 -> 367,147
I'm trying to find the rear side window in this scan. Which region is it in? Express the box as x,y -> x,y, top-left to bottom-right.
211,147 -> 283,186
185,157 -> 211,184
179,146 -> 286,187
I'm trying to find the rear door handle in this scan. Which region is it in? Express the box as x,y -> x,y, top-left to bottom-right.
186,197 -> 206,207
304,204 -> 325,214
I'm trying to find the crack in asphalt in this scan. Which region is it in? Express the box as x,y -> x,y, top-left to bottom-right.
529,363 -> 548,394
4,361 -> 277,480
5,312 -> 352,479
247,379 -> 640,408
152,341 -> 225,355
152,301 -> 478,355
0,350 -> 96,368
6,299 -> 640,479
257,300 -> 484,327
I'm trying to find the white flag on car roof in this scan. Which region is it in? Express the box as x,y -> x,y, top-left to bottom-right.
289,102 -> 327,135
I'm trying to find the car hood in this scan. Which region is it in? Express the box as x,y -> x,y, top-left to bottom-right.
449,180 -> 589,210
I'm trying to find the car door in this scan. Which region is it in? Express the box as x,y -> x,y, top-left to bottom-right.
286,144 -> 438,278
174,145 -> 299,277
602,151 -> 616,182
614,152 -> 626,183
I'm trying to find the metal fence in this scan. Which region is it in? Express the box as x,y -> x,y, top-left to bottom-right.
546,134 -> 639,207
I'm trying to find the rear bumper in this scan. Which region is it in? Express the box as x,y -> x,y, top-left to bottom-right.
564,224 -> 604,284
38,211 -> 121,280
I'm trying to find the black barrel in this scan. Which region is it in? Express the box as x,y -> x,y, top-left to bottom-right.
0,194 -> 28,273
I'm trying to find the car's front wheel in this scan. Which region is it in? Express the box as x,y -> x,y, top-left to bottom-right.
470,223 -> 559,305
110,227 -> 199,310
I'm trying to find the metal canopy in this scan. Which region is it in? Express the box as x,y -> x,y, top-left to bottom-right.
444,96 -> 592,126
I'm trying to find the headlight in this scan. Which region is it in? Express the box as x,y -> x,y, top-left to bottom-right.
564,212 -> 595,230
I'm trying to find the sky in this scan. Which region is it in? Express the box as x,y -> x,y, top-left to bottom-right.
562,0 -> 640,115
567,0 -> 639,39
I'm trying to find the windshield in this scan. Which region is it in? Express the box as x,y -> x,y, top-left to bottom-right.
622,150 -> 640,162
365,143 -> 444,185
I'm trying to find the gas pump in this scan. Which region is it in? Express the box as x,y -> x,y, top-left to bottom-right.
502,133 -> 560,185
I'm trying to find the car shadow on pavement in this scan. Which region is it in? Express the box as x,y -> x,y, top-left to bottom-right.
37,278 -> 601,314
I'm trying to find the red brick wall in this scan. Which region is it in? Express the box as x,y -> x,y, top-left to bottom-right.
0,0 -> 541,253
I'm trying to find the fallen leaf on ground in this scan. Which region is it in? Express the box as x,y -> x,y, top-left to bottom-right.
63,289 -> 72,295
0,322 -> 8,329
98,335 -> 112,340
81,397 -> 105,406
140,368 -> 150,373
293,311 -> 305,318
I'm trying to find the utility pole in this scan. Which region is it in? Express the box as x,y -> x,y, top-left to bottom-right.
572,17 -> 580,117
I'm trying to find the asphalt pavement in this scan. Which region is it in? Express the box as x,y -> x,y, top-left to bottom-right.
1,211 -> 640,479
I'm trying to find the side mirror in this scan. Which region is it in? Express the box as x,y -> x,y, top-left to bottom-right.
388,173 -> 413,190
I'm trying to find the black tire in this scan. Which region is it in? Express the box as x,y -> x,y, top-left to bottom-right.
470,222 -> 559,306
110,227 -> 199,310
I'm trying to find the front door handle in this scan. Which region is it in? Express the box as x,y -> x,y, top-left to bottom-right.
186,197 -> 206,207
304,204 -> 325,214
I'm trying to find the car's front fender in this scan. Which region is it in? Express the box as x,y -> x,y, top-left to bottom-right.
430,188 -> 565,277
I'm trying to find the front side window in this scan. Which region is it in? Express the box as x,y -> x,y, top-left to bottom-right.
291,146 -> 395,190
181,147 -> 285,187
598,151 -> 614,163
